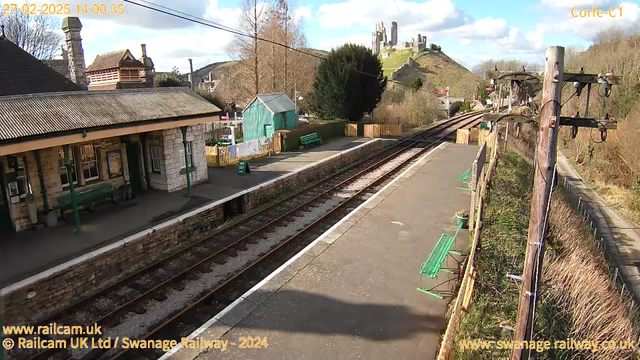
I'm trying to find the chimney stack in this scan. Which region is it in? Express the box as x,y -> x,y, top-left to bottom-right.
188,58 -> 194,90
139,43 -> 155,87
62,17 -> 87,89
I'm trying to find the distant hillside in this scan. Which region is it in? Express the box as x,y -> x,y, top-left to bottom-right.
299,48 -> 329,59
381,48 -> 479,98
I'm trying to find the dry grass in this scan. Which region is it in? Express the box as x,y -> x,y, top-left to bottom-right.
545,197 -> 639,360
508,125 -> 640,359
372,85 -> 443,129
454,145 -> 640,359
557,30 -> 640,226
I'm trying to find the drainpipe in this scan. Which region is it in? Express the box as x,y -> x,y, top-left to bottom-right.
63,145 -> 82,235
35,149 -> 49,213
180,126 -> 192,196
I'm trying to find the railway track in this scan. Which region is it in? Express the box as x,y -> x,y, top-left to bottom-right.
9,112 -> 483,360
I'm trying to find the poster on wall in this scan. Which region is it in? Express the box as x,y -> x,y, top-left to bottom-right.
8,182 -> 18,196
107,150 -> 123,178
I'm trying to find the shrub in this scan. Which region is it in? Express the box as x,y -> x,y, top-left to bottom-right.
310,44 -> 386,121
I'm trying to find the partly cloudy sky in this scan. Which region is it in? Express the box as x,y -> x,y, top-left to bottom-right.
13,0 -> 640,72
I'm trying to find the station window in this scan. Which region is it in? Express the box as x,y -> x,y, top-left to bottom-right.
58,148 -> 78,188
150,145 -> 162,173
179,142 -> 193,169
80,144 -> 99,181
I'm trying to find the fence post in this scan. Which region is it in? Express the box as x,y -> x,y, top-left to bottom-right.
469,159 -> 478,230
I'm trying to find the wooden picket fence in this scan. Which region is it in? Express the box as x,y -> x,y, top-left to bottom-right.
363,124 -> 402,138
437,129 -> 499,360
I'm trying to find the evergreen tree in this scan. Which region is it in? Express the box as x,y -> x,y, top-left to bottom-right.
310,44 -> 386,121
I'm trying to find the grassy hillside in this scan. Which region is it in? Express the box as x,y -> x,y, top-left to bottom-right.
380,48 -> 479,98
559,32 -> 640,223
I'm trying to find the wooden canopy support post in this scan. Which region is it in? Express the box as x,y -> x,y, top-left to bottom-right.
63,145 -> 82,235
511,46 -> 564,360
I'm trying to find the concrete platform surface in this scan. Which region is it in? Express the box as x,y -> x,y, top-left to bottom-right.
170,143 -> 479,360
0,137 -> 373,288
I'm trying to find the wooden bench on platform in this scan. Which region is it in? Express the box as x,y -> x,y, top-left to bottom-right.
300,133 -> 322,148
57,183 -> 117,218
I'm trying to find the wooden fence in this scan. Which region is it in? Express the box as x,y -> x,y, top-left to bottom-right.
345,123 -> 358,137
437,129 -> 499,360
468,142 -> 487,230
206,133 -> 281,167
363,124 -> 402,138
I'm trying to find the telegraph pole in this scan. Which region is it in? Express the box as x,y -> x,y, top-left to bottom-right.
511,46 -> 564,360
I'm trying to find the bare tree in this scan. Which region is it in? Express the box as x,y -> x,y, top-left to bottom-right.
0,10 -> 62,59
229,0 -> 270,97
226,0 -> 314,104
472,58 -> 543,79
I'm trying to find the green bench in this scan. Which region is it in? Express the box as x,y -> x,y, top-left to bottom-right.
57,183 -> 117,217
300,133 -> 322,148
457,165 -> 473,192
417,223 -> 464,299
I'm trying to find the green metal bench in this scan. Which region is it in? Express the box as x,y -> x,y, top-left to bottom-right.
300,133 -> 322,147
57,183 -> 117,217
417,223 -> 464,299
457,165 -> 473,192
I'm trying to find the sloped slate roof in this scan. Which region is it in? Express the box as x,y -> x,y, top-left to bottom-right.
86,49 -> 144,72
0,37 -> 82,96
0,87 -> 221,142
245,92 -> 296,114
43,59 -> 70,78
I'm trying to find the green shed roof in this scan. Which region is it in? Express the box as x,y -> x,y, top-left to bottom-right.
243,92 -> 296,114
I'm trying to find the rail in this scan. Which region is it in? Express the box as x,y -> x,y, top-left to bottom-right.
14,112 -> 484,360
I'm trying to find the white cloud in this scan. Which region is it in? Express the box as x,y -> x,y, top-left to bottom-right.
318,33 -> 371,50
11,0 -> 238,30
435,17 -> 509,39
294,5 -> 313,21
540,0 -> 614,9
106,28 -> 235,72
535,1 -> 639,40
318,0 -> 465,31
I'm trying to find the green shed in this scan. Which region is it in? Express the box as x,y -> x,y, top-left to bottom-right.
242,92 -> 298,141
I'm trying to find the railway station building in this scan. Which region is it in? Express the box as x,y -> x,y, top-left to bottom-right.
0,33 -> 221,233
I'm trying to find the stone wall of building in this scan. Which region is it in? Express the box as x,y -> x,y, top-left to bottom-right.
1,139 -> 386,326
161,124 -> 208,192
146,131 -> 168,191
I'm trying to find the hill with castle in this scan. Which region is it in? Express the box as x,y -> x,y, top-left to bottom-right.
372,21 -> 479,98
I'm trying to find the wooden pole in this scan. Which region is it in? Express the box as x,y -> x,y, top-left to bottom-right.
511,46 -> 564,360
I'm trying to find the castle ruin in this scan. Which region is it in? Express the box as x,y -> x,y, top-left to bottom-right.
371,21 -> 426,56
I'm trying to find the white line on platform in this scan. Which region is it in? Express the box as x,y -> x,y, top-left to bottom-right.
0,139 -> 380,297
158,141 -> 447,360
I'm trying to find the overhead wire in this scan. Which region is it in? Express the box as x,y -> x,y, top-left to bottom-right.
121,0 -> 445,97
